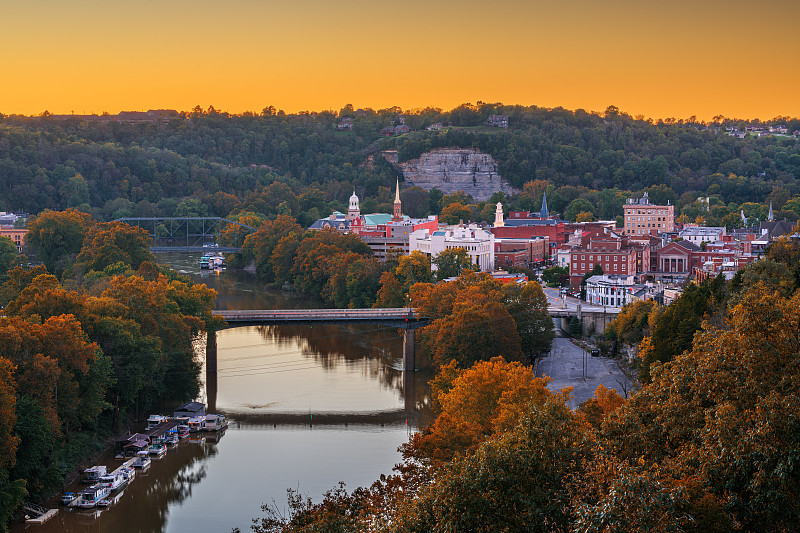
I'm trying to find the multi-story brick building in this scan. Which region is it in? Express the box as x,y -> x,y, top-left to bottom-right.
622,192 -> 674,236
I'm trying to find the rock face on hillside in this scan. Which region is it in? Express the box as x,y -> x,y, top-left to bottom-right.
396,148 -> 518,202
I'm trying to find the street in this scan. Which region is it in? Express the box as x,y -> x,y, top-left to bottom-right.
536,337 -> 635,410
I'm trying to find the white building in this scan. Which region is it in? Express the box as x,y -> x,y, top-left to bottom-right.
678,226 -> 726,246
584,274 -> 638,308
410,224 -> 495,272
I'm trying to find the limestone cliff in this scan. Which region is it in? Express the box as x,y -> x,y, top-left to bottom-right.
394,148 -> 518,202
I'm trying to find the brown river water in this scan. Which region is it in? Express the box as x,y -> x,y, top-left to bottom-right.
12,253 -> 431,533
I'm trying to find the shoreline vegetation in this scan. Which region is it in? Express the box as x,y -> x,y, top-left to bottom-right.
0,211 -> 220,528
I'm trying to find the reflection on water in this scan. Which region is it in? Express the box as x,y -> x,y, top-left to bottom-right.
11,253 -> 431,533
20,441 -> 217,533
205,325 -> 432,423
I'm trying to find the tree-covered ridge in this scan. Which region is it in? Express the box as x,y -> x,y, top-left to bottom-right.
1,104 -> 798,225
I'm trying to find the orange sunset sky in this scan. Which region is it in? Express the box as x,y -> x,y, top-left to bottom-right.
1,0 -> 798,121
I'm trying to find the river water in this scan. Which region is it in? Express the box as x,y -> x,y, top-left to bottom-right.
14,253 -> 431,533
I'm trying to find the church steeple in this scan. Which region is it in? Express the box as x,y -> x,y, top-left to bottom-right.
392,179 -> 402,222
540,191 -> 549,219
768,202 -> 774,221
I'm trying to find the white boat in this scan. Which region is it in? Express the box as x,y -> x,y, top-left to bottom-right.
148,443 -> 167,457
132,451 -> 151,469
77,485 -> 111,508
146,414 -> 168,430
61,492 -> 77,505
187,416 -> 204,432
202,414 -> 228,432
177,425 -> 190,439
98,470 -> 129,492
82,465 -> 107,484
166,434 -> 179,446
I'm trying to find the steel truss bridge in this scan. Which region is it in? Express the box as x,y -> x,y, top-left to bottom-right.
114,217 -> 256,252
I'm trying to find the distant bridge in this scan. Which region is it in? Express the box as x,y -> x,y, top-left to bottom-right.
115,217 -> 256,252
213,308 -> 429,329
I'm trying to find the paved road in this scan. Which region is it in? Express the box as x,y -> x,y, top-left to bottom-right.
536,337 -> 635,410
541,287 -> 607,313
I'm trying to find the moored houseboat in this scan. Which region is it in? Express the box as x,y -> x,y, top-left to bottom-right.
77,485 -> 111,508
82,466 -> 107,484
132,451 -> 151,469
146,415 -> 168,430
202,414 -> 228,432
148,442 -> 167,457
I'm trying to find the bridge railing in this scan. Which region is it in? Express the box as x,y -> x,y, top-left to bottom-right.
215,308 -> 418,321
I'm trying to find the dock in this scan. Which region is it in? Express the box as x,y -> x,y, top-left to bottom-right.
26,509 -> 58,524
23,502 -> 58,524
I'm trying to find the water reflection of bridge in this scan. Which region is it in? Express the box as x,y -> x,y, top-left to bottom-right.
205,316 -> 432,424
210,308 -> 429,373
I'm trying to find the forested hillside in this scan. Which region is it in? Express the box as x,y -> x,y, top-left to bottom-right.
1,104 -> 798,226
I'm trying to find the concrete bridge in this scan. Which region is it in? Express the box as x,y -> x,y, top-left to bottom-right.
549,305 -> 619,336
208,308 -> 429,376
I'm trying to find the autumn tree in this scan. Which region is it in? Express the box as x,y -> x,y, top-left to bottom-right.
74,220 -> 155,275
25,209 -> 92,276
0,357 -> 26,529
601,284 -> 800,531
244,215 -> 304,283
395,398 -> 590,533
440,202 -> 471,224
408,357 -> 561,465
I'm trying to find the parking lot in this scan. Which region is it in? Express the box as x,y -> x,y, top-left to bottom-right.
536,337 -> 635,410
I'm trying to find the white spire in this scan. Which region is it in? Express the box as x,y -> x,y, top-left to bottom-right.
493,202 -> 505,227
394,179 -> 401,204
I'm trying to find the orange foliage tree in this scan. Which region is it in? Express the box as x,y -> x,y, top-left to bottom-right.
407,357 -> 563,466
74,220 -> 155,275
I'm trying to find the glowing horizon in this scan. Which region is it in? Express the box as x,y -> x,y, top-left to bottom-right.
1,0 -> 798,122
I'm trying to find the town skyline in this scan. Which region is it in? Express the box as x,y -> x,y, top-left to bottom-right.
2,0 -> 799,121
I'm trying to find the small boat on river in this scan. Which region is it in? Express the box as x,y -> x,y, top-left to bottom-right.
187,416 -> 204,432
98,469 -> 129,492
149,443 -> 167,457
77,485 -> 111,508
177,424 -> 190,439
82,465 -> 107,484
61,492 -> 77,505
202,414 -> 228,432
146,414 -> 169,430
132,451 -> 151,469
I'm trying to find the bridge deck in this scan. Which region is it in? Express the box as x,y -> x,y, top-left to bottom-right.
213,308 -> 427,328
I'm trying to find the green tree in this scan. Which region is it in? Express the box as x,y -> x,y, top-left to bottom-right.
395,399 -> 590,533
0,237 -> 16,276
432,247 -> 477,281
25,209 -> 92,276
502,281 -> 554,359
564,198 -> 595,222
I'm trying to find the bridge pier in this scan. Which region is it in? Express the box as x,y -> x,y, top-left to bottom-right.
206,330 -> 218,413
403,328 -> 415,373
